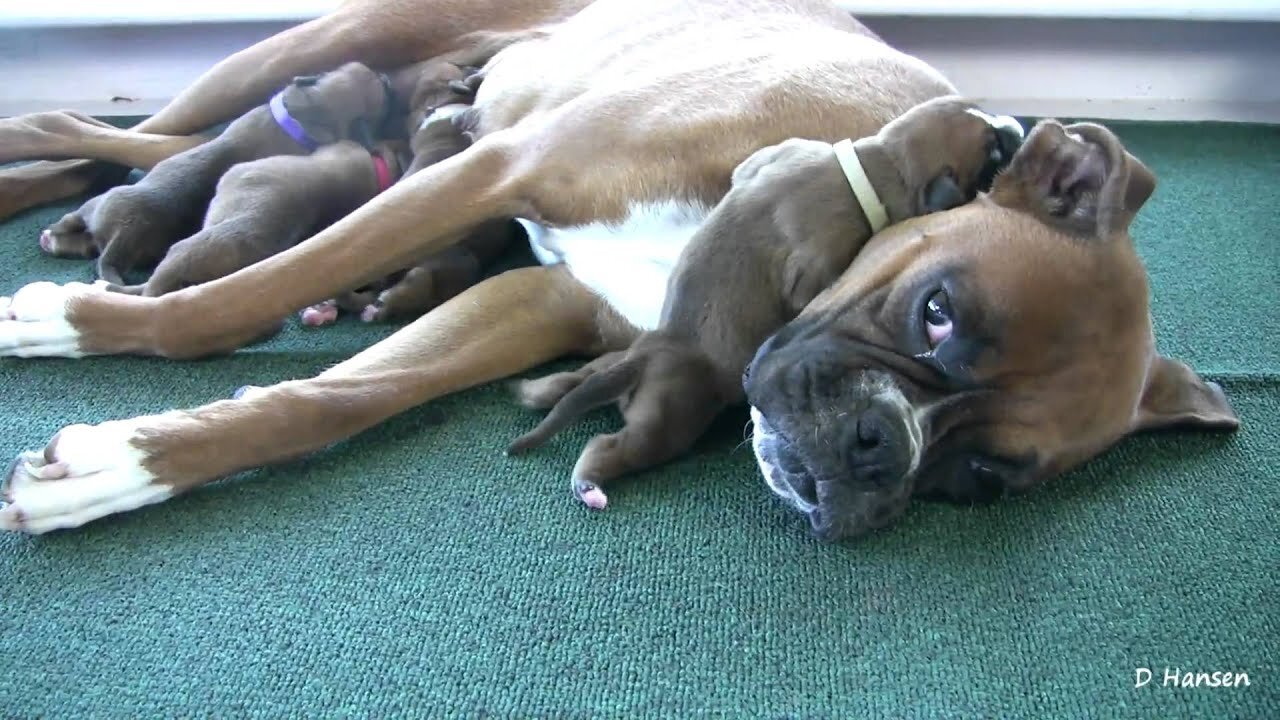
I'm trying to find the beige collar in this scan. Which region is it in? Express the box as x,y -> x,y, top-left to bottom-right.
831,138 -> 889,234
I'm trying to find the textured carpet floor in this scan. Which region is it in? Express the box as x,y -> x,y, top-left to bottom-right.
0,121 -> 1276,718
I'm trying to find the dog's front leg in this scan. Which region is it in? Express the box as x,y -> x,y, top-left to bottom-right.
0,131 -> 534,360
0,112 -> 209,168
0,265 -> 623,534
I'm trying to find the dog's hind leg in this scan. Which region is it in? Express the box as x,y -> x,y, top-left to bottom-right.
0,0 -> 593,220
0,265 -> 632,533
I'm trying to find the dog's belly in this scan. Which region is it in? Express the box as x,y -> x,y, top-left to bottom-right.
515,200 -> 709,331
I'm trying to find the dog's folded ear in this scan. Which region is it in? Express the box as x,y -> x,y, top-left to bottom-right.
991,119 -> 1156,239
1130,355 -> 1240,434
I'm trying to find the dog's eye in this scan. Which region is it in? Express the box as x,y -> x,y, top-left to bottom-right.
923,290 -> 953,347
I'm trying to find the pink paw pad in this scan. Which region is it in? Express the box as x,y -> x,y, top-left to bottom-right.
359,304 -> 381,323
38,230 -> 53,254
574,479 -> 609,510
299,302 -> 339,327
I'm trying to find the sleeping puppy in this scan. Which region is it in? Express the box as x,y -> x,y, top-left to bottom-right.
302,101 -> 516,326
40,61 -> 392,285
505,96 -> 1026,509
110,141 -> 405,298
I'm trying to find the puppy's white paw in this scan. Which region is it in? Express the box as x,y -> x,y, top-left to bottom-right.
0,280 -> 106,358
0,418 -> 169,533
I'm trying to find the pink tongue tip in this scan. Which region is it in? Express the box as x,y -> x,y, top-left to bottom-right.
580,487 -> 608,510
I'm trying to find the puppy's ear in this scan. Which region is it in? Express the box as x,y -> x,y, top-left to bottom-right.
920,172 -> 968,213
280,85 -> 342,145
1130,355 -> 1239,433
990,120 -> 1156,239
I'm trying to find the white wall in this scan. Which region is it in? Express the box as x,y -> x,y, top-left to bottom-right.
0,5 -> 1277,122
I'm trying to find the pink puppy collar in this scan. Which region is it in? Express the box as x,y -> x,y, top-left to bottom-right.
372,154 -> 394,193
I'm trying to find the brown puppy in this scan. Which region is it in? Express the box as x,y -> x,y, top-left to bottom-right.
40,62 -> 392,285
386,28 -> 547,135
506,96 -> 1024,508
304,102 -> 515,325
388,62 -> 481,136
111,141 -> 405,298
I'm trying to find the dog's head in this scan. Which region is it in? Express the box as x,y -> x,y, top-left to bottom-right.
744,119 -> 1239,540
280,61 -> 392,148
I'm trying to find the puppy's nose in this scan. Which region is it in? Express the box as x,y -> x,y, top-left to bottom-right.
841,403 -> 910,487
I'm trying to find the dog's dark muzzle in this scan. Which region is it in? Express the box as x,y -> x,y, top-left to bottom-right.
745,326 -> 924,529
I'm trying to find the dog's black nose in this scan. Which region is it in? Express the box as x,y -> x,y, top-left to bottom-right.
842,403 -> 910,487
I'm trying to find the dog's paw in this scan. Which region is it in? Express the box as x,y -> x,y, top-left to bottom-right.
0,280 -> 107,358
572,477 -> 608,510
299,301 -> 340,327
511,372 -> 586,410
38,227 -> 97,258
231,385 -> 269,401
1,419 -> 169,534
359,302 -> 389,324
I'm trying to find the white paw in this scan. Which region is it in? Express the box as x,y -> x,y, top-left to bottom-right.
0,280 -> 107,358
0,418 -> 169,533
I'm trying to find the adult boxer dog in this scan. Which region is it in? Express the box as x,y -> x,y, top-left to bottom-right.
505,96 -> 1025,511
0,0 -> 1238,537
38,61 -> 393,285
112,141 -> 406,299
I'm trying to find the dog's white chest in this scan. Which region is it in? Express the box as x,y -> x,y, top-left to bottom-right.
516,201 -> 708,331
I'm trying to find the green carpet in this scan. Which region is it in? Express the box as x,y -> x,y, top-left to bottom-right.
0,121 -> 1276,718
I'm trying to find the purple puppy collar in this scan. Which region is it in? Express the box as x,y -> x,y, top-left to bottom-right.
269,90 -> 319,151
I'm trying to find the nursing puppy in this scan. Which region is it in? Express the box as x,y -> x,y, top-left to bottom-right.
39,62 -> 392,285
111,141 -> 405,298
386,28 -> 545,135
507,96 -> 1024,508
304,102 -> 515,325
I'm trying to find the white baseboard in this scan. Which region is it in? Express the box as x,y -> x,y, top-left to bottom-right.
0,12 -> 1277,123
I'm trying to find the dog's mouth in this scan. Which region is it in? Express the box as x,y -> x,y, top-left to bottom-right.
750,407 -> 820,513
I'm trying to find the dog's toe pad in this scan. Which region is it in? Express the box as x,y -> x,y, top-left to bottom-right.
573,478 -> 608,510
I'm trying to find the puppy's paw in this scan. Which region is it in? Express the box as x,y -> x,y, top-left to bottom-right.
39,227 -> 97,258
299,301 -> 340,327
572,477 -> 608,510
359,302 -> 387,324
511,372 -> 587,409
